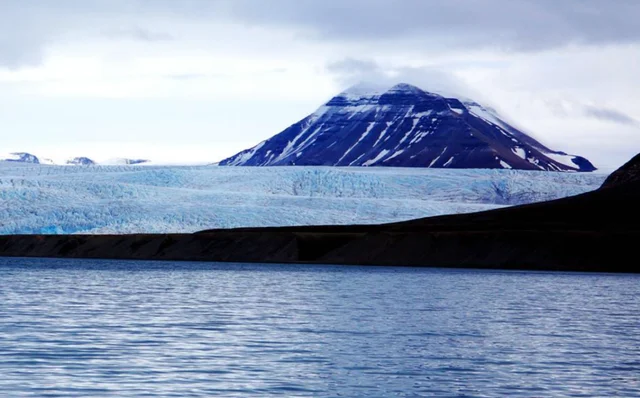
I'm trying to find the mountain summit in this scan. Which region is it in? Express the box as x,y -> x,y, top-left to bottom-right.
220,83 -> 596,171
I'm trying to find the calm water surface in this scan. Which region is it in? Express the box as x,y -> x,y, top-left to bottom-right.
1,257 -> 639,397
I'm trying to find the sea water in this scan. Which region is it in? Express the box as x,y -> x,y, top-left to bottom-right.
1,258 -> 638,397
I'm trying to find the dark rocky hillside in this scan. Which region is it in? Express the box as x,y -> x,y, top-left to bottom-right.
220,83 -> 596,172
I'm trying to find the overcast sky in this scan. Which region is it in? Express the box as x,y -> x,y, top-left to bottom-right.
1,0 -> 639,169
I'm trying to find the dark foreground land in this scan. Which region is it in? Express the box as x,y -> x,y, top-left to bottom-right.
1,155 -> 639,273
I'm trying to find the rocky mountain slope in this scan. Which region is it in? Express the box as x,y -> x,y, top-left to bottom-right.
220,83 -> 596,172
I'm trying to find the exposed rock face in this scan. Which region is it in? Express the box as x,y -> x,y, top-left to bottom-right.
220,83 -> 596,172
601,153 -> 640,189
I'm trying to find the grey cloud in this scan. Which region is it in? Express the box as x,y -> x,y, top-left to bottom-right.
325,58 -> 486,100
0,37 -> 45,69
544,100 -> 638,126
103,27 -> 174,42
165,69 -> 285,81
583,105 -> 638,126
2,0 -> 640,68
0,1 -> 175,68
0,4 -> 51,68
325,58 -> 386,90
326,58 -> 379,75
218,0 -> 640,51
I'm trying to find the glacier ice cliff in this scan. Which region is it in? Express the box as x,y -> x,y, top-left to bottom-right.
0,163 -> 606,234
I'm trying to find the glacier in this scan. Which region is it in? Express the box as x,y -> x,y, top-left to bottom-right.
0,163 -> 606,234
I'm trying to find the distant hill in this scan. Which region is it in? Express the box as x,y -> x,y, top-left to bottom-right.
0,152 -> 40,164
0,153 -> 149,166
66,157 -> 96,166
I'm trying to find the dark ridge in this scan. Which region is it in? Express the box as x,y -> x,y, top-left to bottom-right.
601,153 -> 640,189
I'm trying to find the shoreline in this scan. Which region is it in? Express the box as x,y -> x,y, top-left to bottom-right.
2,155 -> 638,273
0,226 -> 637,273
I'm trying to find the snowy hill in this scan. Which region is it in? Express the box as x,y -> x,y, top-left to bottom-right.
220,83 -> 596,171
0,152 -> 40,164
0,163 -> 605,234
1,153 -> 150,166
66,157 -> 96,166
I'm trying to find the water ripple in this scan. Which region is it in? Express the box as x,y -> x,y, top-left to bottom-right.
1,258 -> 639,397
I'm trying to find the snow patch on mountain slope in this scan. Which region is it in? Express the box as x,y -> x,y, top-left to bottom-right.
544,153 -> 580,169
339,82 -> 390,98
338,122 -> 376,163
221,141 -> 266,166
363,150 -> 390,166
429,147 -> 448,167
513,147 -> 526,159
466,103 -> 510,129
385,149 -> 405,162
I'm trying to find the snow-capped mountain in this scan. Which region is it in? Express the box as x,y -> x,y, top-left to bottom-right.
66,157 -> 96,166
220,83 -> 596,172
0,152 -> 40,164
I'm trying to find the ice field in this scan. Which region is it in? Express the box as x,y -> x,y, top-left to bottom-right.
0,163 -> 606,234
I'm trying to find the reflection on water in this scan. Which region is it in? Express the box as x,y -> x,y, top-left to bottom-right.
1,258 -> 639,397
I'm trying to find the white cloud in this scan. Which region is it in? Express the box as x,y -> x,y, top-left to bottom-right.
0,1 -> 639,169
